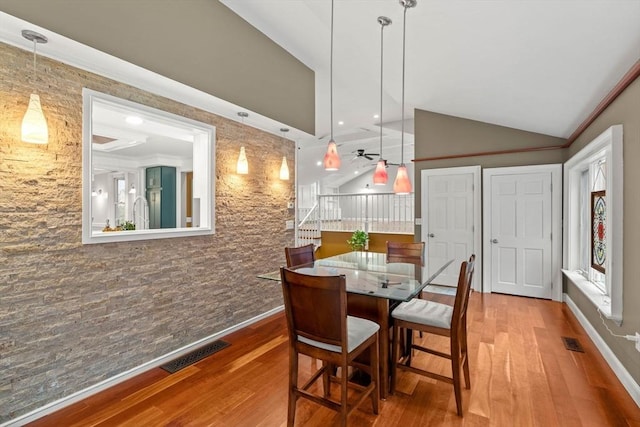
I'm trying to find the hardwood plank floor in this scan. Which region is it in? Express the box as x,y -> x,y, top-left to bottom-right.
27,293 -> 640,426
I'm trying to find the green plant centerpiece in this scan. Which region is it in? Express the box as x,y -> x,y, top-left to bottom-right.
122,220 -> 136,231
347,229 -> 369,251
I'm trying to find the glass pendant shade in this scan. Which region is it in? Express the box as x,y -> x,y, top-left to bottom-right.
322,0 -> 341,171
373,159 -> 388,185
237,146 -> 248,174
21,93 -> 48,144
393,164 -> 412,195
394,0 -> 416,195
280,156 -> 290,180
323,140 -> 341,171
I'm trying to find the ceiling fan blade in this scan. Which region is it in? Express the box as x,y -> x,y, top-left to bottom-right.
364,154 -> 373,160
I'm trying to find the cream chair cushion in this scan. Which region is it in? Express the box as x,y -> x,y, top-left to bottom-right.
298,315 -> 379,353
392,298 -> 453,329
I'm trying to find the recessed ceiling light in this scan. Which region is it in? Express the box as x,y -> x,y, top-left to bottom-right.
373,114 -> 379,119
316,161 -> 322,166
126,115 -> 143,125
338,121 -> 344,125
354,170 -> 359,175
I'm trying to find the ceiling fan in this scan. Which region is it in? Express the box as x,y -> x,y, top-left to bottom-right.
351,148 -> 379,161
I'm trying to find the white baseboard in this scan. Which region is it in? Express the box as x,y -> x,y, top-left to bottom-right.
2,306 -> 284,427
564,293 -> 640,408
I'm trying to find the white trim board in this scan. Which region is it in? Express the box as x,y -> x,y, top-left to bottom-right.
564,294 -> 640,408
1,306 -> 285,427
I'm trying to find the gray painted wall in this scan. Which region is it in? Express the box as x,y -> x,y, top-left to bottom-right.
0,0 -> 315,134
565,77 -> 640,385
413,110 -> 565,219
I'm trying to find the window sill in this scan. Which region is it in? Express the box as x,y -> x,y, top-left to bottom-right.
562,269 -> 613,319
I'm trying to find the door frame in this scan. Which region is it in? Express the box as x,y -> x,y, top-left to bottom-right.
482,164 -> 562,301
421,165 -> 482,292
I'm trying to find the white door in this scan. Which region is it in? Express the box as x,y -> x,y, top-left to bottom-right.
421,166 -> 481,289
483,165 -> 562,299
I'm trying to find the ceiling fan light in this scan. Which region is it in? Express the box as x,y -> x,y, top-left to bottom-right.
323,140 -> 341,171
373,159 -> 388,185
393,164 -> 412,195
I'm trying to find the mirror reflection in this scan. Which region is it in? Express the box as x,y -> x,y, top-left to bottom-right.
82,89 -> 215,244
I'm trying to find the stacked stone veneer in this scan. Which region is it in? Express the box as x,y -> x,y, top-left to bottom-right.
0,42 -> 295,422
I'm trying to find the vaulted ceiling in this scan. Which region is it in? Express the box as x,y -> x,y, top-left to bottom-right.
223,0 -> 640,186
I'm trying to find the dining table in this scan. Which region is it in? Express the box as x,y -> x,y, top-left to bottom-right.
259,250 -> 454,398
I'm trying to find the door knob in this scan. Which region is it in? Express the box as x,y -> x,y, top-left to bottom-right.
428,233 -> 435,238
491,239 -> 499,244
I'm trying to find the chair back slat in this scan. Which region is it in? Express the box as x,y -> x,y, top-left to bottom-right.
280,267 -> 346,350
285,244 -> 316,267
386,241 -> 425,266
451,255 -> 475,330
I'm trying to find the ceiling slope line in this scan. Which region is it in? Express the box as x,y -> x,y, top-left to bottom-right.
565,59 -> 640,145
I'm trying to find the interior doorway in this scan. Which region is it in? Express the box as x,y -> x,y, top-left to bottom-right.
482,164 -> 562,300
421,166 -> 481,290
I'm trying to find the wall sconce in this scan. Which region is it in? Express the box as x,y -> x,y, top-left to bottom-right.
237,112 -> 249,175
237,146 -> 248,175
129,184 -> 136,194
92,189 -> 108,199
279,128 -> 290,181
21,30 -> 49,144
280,157 -> 290,181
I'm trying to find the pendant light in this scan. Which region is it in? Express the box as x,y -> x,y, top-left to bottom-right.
393,0 -> 416,195
279,128 -> 290,181
21,30 -> 49,144
237,112 -> 249,175
323,0 -> 341,171
373,16 -> 392,186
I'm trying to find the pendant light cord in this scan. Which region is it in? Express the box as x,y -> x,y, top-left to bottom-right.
31,38 -> 37,87
379,20 -> 385,158
400,4 -> 408,165
330,0 -> 334,141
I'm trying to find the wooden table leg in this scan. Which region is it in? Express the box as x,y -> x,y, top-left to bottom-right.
347,294 -> 390,399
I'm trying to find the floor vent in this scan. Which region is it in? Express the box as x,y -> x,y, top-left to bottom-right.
161,340 -> 230,373
562,336 -> 585,353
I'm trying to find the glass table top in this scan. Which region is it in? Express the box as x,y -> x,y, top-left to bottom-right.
259,251 -> 453,302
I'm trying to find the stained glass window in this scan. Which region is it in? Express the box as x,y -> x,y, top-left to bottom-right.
591,190 -> 606,273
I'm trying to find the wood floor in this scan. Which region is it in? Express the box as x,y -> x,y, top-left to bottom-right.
28,293 -> 640,426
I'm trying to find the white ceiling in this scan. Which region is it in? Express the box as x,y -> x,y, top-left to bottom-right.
2,2 -> 640,189
222,0 -> 640,186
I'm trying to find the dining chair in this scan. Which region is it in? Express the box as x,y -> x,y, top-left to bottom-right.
280,267 -> 380,427
386,241 -> 425,266
386,241 -> 426,339
390,254 -> 476,417
284,243 -> 316,267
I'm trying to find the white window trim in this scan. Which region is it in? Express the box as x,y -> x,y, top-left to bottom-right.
562,125 -> 623,324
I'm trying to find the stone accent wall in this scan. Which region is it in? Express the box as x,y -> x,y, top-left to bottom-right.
0,42 -> 295,422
